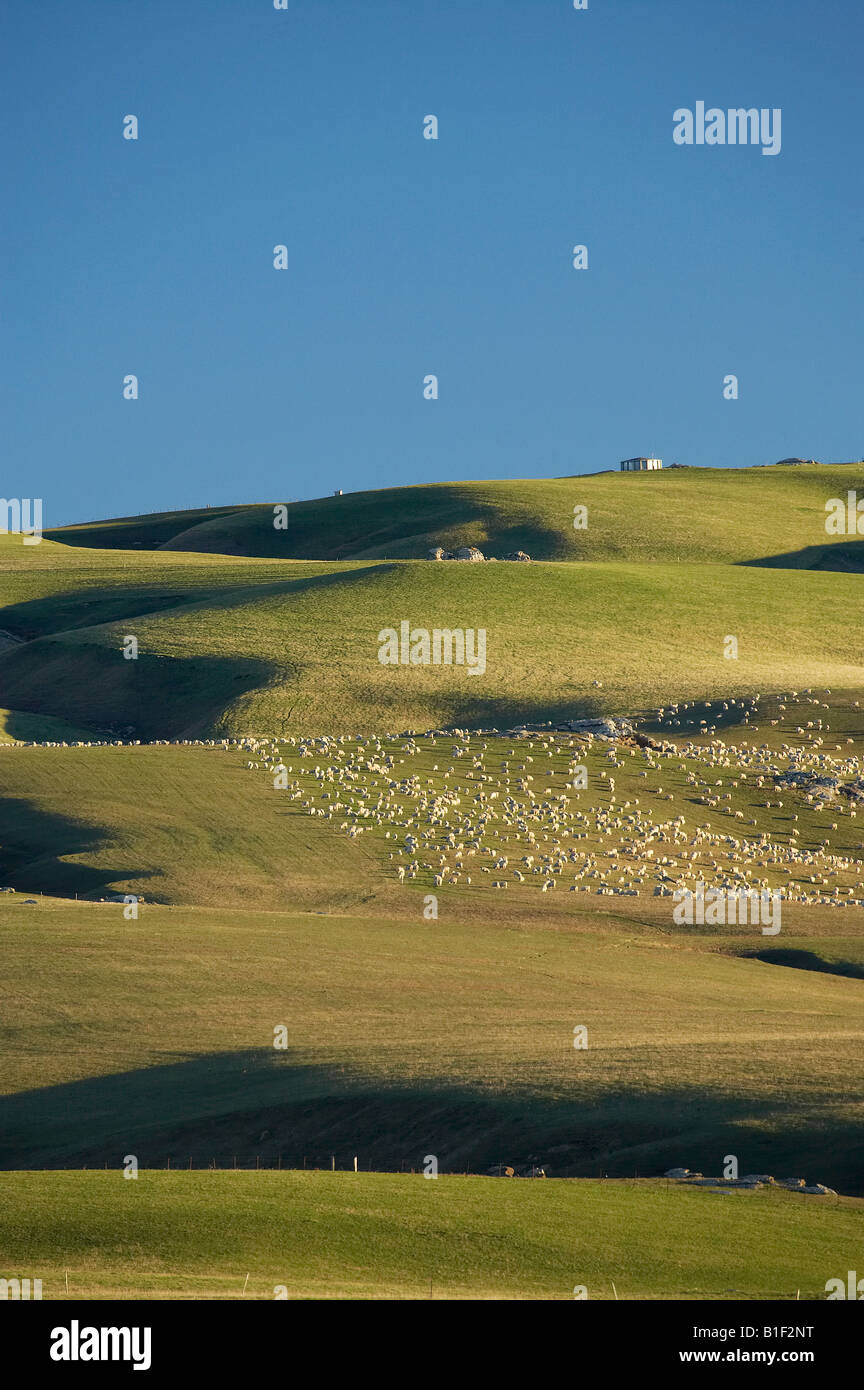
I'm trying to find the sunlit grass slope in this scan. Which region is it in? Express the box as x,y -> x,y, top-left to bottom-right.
1,896 -> 863,1189
0,745 -> 380,909
1,1171 -> 860,1300
5,728 -> 864,909
0,532 -> 356,641
47,464 -> 864,566
1,556 -> 862,736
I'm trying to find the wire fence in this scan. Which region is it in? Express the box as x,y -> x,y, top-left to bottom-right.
39,1156 -> 556,1177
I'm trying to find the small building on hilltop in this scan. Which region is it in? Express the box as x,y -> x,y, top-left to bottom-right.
620,457 -> 662,471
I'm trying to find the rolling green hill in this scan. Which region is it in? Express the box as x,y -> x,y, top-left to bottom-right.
1,1171 -> 859,1300
1,553 -> 862,738
2,892 -> 863,1191
0,466 -> 857,739
0,745 -> 380,910
3,721 -> 864,910
46,463 -> 864,566
3,465 -> 862,1300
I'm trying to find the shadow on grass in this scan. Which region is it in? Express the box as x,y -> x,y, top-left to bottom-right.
0,588 -> 208,641
0,566 -> 390,739
164,487 -> 575,562
2,1049 -> 862,1194
0,564 -> 383,643
0,795 -> 159,900
44,506 -> 248,553
741,948 -> 864,981
743,541 -> 864,573
0,641 -> 275,741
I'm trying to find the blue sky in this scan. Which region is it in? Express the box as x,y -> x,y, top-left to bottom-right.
2,0 -> 862,526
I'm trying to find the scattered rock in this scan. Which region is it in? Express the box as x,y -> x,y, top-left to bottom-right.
775,771 -> 838,792
563,718 -> 634,740
502,550 -> 531,562
427,544 -> 487,561
663,1168 -> 835,1195
453,545 -> 485,562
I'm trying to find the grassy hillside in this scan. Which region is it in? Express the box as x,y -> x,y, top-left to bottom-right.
1,555 -> 862,737
46,464 -> 864,566
0,745 -> 380,909
2,893 -> 862,1190
4,717 -> 864,908
0,466 -> 860,738
0,532 -> 354,642
43,504 -> 248,554
1,1171 -> 859,1300
5,468 -> 862,1300
0,709 -> 96,744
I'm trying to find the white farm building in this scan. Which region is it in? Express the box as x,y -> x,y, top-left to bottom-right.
620,457 -> 662,471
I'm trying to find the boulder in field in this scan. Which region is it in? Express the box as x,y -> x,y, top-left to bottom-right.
565,718 -> 634,739
454,545 -> 485,562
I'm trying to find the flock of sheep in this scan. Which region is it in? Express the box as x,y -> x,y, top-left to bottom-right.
10,686 -> 860,909
236,687 -> 864,907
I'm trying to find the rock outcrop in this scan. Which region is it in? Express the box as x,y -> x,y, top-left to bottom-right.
426,544 -> 530,562
453,546 -> 485,562
664,1167 -> 835,1194
562,717 -> 635,740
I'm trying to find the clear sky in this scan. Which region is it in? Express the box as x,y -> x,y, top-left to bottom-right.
2,0 -> 862,526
